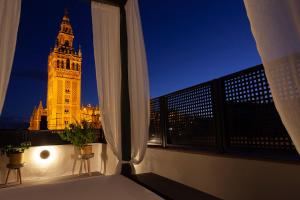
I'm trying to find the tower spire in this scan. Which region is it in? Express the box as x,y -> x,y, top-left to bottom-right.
78,44 -> 82,57
56,9 -> 74,49
38,101 -> 43,109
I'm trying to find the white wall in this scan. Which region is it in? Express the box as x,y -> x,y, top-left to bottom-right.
0,144 -> 103,183
1,144 -> 299,200
135,148 -> 300,200
63,144 -> 300,200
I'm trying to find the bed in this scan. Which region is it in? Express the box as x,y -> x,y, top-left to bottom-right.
0,175 -> 163,200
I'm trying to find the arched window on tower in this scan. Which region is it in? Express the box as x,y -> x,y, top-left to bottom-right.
72,63 -> 75,70
61,60 -> 64,68
66,59 -> 70,69
75,63 -> 78,71
65,40 -> 69,47
57,60 -> 59,68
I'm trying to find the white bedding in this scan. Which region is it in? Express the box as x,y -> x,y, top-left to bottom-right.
0,175 -> 163,200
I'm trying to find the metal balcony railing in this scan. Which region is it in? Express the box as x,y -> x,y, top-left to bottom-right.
148,65 -> 299,160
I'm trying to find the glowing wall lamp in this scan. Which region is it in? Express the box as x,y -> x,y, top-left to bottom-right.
40,150 -> 50,159
32,146 -> 58,167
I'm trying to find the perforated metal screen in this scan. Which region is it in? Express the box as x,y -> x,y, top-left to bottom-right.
166,84 -> 216,148
222,65 -> 295,152
149,98 -> 163,145
148,65 -> 297,157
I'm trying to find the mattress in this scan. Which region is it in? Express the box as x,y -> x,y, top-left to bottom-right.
0,175 -> 163,200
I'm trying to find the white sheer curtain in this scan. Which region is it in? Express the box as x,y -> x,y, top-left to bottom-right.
244,0 -> 300,154
92,0 -> 150,172
91,2 -> 122,169
126,0 -> 150,164
0,0 -> 21,115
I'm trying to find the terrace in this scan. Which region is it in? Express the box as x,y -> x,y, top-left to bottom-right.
1,64 -> 299,199
0,0 -> 300,200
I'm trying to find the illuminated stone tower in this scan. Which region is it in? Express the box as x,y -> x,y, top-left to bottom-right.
28,10 -> 101,131
47,11 -> 82,130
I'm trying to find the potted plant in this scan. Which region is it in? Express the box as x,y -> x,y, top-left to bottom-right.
59,120 -> 96,155
2,142 -> 31,165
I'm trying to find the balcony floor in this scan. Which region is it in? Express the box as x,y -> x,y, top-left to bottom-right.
0,172 -> 101,189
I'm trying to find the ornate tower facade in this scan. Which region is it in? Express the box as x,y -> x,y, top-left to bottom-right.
47,12 -> 82,130
28,10 -> 101,131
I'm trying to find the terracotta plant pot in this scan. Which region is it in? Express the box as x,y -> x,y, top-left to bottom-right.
80,145 -> 92,155
8,152 -> 24,165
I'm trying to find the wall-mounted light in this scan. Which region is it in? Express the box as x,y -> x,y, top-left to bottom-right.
40,150 -> 50,159
32,146 -> 58,167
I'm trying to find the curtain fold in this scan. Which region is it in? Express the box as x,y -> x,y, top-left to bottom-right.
244,0 -> 300,154
92,0 -> 150,172
125,0 -> 150,164
91,2 -> 122,171
0,0 -> 22,115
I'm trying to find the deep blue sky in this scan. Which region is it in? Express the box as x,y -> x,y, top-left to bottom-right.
1,0 -> 261,123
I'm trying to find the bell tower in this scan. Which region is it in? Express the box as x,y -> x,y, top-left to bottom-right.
47,10 -> 82,130
57,10 -> 74,49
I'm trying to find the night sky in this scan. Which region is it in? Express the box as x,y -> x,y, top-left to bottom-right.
1,0 -> 261,126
